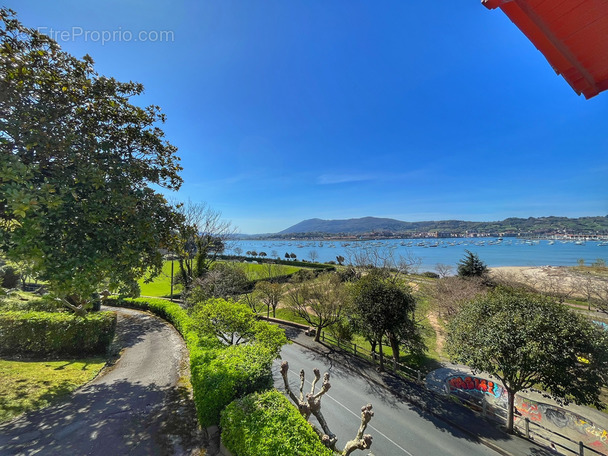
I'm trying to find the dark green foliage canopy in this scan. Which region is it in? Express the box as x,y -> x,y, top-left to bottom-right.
457,250 -> 488,277
447,288 -> 608,432
0,9 -> 183,306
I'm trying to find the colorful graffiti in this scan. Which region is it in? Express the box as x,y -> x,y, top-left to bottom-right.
515,397 -> 608,452
447,375 -> 505,398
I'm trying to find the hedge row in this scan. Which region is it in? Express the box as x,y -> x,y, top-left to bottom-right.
106,297 -> 275,427
0,310 -> 117,357
107,297 -> 329,455
220,390 -> 334,456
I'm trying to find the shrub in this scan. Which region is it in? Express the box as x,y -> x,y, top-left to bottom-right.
220,390 -> 334,456
422,271 -> 440,279
106,297 -> 283,427
193,344 -> 275,427
0,311 -> 116,357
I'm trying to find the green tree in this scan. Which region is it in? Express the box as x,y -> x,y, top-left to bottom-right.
190,298 -> 287,356
350,271 -> 424,371
457,250 -> 488,278
447,288 -> 608,434
0,9 -> 183,314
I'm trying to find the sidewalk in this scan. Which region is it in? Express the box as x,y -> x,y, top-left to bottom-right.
279,324 -> 557,456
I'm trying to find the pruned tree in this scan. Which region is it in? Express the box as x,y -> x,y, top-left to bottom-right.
280,362 -> 373,455
0,9 -> 184,314
286,273 -> 348,342
457,250 -> 487,278
447,288 -> 608,434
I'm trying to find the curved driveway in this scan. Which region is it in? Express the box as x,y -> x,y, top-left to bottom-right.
0,307 -> 204,456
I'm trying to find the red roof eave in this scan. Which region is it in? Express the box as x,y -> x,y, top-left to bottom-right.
482,0 -> 608,99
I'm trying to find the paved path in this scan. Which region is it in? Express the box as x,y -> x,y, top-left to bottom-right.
0,307 -> 204,456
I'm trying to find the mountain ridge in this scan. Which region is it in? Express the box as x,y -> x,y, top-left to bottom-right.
276,216 -> 608,236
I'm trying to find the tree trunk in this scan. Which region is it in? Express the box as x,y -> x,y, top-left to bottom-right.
378,340 -> 384,372
389,333 -> 400,365
507,390 -> 515,434
314,327 -> 321,342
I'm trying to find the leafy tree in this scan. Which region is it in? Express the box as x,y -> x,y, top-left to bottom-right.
457,250 -> 487,278
286,273 -> 348,342
290,252 -> 297,261
447,288 -> 608,433
0,9 -> 183,314
190,298 -> 287,356
350,271 -> 424,371
336,255 -> 345,266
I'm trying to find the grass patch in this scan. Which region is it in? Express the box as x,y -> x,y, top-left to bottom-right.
0,358 -> 106,423
232,262 -> 302,280
138,261 -> 182,298
273,308 -> 310,326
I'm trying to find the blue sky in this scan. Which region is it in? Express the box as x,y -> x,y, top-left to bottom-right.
8,1 -> 608,233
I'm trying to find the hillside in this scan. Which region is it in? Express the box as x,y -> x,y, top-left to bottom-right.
275,216 -> 608,237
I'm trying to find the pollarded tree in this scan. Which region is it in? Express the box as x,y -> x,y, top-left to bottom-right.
447,288 -> 608,434
457,250 -> 488,278
0,9 -> 183,314
286,273 -> 348,342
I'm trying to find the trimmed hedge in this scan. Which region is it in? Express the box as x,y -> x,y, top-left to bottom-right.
220,390 -> 334,456
106,297 -> 274,427
0,311 -> 116,357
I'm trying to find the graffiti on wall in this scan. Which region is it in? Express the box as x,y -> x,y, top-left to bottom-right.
515,397 -> 608,451
447,375 -> 505,398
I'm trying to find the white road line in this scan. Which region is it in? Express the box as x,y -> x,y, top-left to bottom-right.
286,367 -> 415,455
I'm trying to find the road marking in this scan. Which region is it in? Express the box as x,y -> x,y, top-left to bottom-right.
286,367 -> 414,455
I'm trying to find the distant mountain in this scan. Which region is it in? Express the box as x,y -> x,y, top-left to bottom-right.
275,216 -> 608,237
279,217 -> 413,234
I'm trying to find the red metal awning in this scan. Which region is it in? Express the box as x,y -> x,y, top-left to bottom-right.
483,0 -> 608,99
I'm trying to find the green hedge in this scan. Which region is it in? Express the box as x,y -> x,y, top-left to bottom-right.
106,297 -> 275,427
0,311 -> 116,357
192,344 -> 275,427
220,390 -> 334,456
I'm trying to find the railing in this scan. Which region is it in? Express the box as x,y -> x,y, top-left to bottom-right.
445,384 -> 607,456
317,329 -> 607,456
319,331 -> 424,383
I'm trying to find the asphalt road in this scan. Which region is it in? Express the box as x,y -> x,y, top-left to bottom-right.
0,307 -> 203,456
274,343 -> 502,456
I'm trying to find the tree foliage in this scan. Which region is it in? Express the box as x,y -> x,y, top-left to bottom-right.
457,250 -> 488,278
350,271 -> 424,371
190,298 -> 287,356
447,288 -> 608,433
0,9 -> 183,312
185,262 -> 249,305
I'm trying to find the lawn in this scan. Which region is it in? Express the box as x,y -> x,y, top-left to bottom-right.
0,358 -> 106,423
233,262 -> 302,280
138,260 -> 182,298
